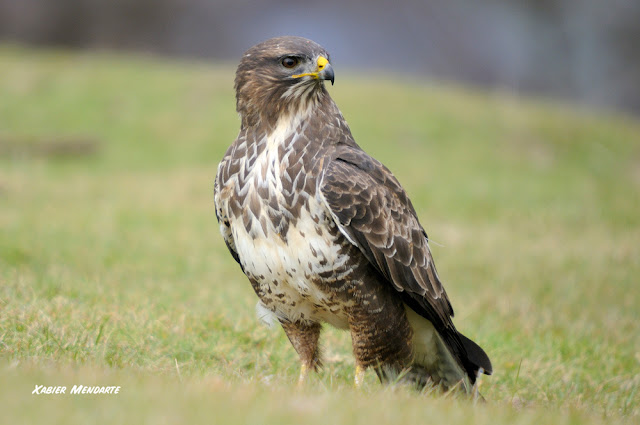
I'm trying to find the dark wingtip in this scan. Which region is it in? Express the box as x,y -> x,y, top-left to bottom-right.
459,333 -> 493,375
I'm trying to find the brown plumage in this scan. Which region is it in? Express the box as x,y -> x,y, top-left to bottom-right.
214,36 -> 492,392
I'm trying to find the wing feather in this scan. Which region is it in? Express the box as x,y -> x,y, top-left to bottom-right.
319,146 -> 455,331
214,157 -> 244,272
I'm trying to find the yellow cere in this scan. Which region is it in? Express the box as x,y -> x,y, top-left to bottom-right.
292,56 -> 330,79
317,56 -> 329,70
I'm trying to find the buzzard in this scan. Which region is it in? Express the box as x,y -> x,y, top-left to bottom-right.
214,36 -> 492,392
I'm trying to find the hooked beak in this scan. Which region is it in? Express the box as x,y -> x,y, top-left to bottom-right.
292,56 -> 335,85
319,62 -> 335,85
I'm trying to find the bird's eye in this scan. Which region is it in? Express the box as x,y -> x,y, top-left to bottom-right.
281,57 -> 299,69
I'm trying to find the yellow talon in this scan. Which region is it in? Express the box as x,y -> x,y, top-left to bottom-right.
354,364 -> 366,388
298,363 -> 309,386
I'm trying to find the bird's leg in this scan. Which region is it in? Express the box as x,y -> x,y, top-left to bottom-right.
347,295 -> 413,388
280,320 -> 322,386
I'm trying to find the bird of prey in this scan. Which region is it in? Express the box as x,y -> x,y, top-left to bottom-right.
214,36 -> 492,392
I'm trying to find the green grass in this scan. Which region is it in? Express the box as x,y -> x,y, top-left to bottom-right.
1,44 -> 639,424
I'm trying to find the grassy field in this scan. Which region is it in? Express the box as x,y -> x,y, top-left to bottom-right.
1,44 -> 639,424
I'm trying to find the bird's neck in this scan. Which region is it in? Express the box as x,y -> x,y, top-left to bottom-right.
239,84 -> 334,133
235,89 -> 356,160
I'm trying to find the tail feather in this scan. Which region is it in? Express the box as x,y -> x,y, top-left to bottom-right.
459,332 -> 493,376
405,307 -> 471,390
405,306 -> 492,393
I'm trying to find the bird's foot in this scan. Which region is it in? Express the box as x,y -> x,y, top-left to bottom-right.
297,363 -> 309,387
354,364 -> 366,388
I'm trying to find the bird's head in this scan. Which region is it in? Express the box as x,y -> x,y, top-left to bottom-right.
234,36 -> 335,129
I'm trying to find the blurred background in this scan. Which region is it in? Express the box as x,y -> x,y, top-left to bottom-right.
1,0 -> 640,116
2,1 -> 640,420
